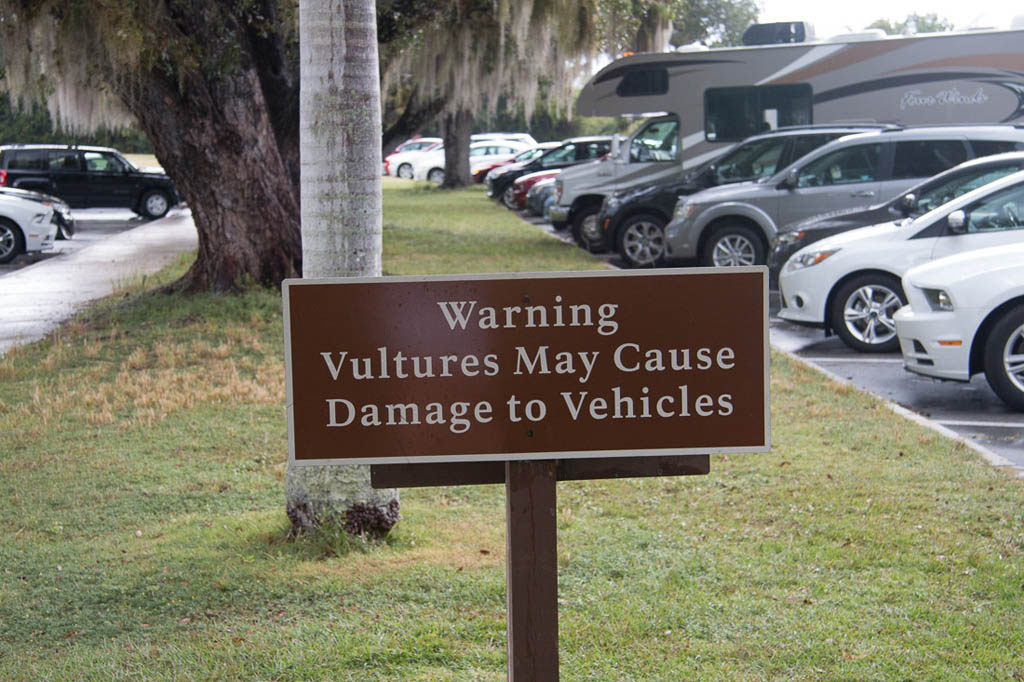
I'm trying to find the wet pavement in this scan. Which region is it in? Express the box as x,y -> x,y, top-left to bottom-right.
0,208 -> 197,355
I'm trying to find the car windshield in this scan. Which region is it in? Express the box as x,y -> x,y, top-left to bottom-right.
712,138 -> 786,184
911,165 -> 1023,216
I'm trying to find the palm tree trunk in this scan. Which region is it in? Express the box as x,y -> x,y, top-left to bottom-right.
288,0 -> 399,536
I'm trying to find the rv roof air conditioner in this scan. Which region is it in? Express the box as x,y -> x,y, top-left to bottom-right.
741,22 -> 815,46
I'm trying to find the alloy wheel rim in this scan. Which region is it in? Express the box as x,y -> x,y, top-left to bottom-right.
0,227 -> 13,259
843,284 -> 901,345
711,235 -> 755,267
622,221 -> 664,266
1003,322 -> 1024,393
146,194 -> 168,216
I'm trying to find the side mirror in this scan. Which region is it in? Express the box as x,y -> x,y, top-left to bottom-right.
899,193 -> 916,214
610,134 -> 622,160
779,168 -> 798,190
947,209 -> 966,234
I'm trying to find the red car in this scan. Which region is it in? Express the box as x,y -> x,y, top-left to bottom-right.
508,169 -> 560,210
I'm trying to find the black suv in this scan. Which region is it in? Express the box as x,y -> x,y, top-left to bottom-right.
0,144 -> 180,219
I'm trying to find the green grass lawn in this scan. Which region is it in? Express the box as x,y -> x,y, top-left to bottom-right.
1,180 -> 1023,680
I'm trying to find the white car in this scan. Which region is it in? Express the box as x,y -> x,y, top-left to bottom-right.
895,241 -> 1024,411
0,193 -> 59,264
778,168 -> 1024,352
384,138 -> 443,179
411,140 -> 532,183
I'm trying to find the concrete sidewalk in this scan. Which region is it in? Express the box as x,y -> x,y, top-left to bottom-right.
0,210 -> 197,356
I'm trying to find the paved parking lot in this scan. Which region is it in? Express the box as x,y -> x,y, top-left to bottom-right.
525,210 -> 1024,474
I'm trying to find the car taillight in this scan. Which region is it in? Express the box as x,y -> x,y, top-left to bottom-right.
0,170 -> 6,186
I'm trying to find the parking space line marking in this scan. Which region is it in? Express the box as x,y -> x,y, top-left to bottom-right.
937,420 -> 1024,429
797,357 -> 904,364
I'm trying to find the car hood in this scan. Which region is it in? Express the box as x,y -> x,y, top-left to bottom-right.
785,202 -> 894,233
681,179 -> 768,204
904,241 -> 1024,290
802,219 -> 910,252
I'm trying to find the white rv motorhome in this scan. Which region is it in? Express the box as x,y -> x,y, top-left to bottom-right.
549,23 -> 1024,236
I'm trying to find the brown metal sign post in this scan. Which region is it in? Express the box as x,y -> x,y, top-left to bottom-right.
284,269 -> 769,680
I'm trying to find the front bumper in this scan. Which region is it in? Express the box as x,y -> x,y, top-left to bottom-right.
547,204 -> 570,224
894,306 -> 972,382
776,266 -> 830,326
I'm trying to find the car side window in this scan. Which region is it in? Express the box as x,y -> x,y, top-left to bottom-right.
46,151 -> 80,171
579,142 -> 611,160
958,183 -> 1024,233
540,144 -> 576,167
891,140 -> 967,180
713,138 -> 786,183
84,152 -> 126,173
789,134 -> 842,163
796,144 -> 881,187
916,166 -> 1022,214
969,140 -> 1024,156
8,150 -> 48,171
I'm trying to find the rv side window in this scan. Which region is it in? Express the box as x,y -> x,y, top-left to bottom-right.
616,68 -> 669,97
704,84 -> 812,142
629,119 -> 679,163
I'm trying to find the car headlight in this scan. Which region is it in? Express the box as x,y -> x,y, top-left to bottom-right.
922,288 -> 954,312
784,248 -> 840,272
603,194 -> 620,212
673,201 -> 698,221
775,230 -> 806,246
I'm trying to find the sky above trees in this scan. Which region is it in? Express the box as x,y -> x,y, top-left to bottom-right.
759,0 -> 1018,38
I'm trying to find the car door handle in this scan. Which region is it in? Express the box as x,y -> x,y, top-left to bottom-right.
850,190 -> 876,198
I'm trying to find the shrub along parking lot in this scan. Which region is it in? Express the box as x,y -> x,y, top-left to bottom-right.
1,178 -> 1023,680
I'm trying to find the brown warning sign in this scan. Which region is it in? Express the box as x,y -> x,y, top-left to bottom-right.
283,268 -> 769,465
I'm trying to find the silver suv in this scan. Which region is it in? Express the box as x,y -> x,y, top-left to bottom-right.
657,125 -> 1024,267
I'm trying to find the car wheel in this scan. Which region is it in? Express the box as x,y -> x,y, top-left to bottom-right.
701,224 -> 765,267
397,163 -> 414,179
983,304 -> 1024,411
0,218 -> 25,264
617,214 -> 666,267
502,186 -> 519,210
140,190 -> 171,219
427,168 -> 445,184
573,208 -> 607,253
829,273 -> 906,353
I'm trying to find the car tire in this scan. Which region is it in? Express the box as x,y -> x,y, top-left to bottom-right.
139,190 -> 171,219
397,163 -> 414,179
617,214 -> 666,268
0,218 -> 25,264
829,273 -> 906,353
700,223 -> 765,267
983,304 -> 1024,411
573,208 -> 607,253
502,186 -> 519,210
427,168 -> 445,184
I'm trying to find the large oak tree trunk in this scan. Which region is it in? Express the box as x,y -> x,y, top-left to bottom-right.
118,64 -> 301,292
440,108 -> 474,188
